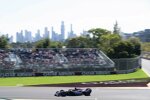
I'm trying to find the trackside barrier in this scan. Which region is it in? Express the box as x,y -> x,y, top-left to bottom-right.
112,57 -> 141,74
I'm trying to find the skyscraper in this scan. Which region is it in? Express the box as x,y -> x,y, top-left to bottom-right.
43,27 -> 50,39
60,21 -> 65,40
51,27 -> 55,41
68,24 -> 76,39
51,26 -> 60,41
24,30 -> 32,42
16,30 -> 24,43
34,29 -> 41,42
9,35 -> 13,43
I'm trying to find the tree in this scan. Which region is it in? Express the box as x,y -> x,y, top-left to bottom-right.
0,35 -> 9,48
65,27 -> 141,59
35,38 -> 51,48
88,28 -> 111,38
113,41 -> 133,58
66,36 -> 93,48
127,37 -> 141,55
113,21 -> 121,34
43,38 -> 50,48
87,27 -> 140,58
142,42 -> 150,52
50,41 -> 63,48
98,34 -> 121,54
11,42 -> 33,48
35,38 -> 64,48
109,40 -> 140,58
88,28 -> 112,47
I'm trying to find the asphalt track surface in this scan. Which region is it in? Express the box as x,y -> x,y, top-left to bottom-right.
0,87 -> 150,100
0,59 -> 150,100
142,59 -> 150,76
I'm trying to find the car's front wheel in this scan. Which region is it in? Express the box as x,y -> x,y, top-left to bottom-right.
60,90 -> 67,97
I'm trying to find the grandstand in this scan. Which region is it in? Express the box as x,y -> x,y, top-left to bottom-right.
0,48 -> 116,76
0,48 -> 140,77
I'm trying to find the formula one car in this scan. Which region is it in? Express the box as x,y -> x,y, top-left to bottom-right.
54,88 -> 92,97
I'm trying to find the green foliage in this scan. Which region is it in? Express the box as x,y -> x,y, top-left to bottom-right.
0,35 -> 9,48
43,38 -> 50,48
107,38 -> 141,58
50,41 -> 63,48
35,38 -> 63,48
66,36 -> 94,48
88,28 -> 141,58
113,21 -> 121,34
127,38 -> 141,55
35,38 -> 51,48
11,42 -> 33,48
98,34 -> 121,54
141,42 -> 150,52
66,27 -> 141,58
112,41 -> 134,58
88,28 -> 112,47
88,28 -> 111,37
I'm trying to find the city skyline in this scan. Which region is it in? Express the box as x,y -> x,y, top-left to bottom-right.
0,0 -> 150,37
15,21 -> 80,43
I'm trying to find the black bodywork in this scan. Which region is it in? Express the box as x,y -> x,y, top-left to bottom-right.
54,88 -> 92,97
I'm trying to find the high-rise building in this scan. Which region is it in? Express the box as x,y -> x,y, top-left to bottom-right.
16,32 -> 19,42
43,27 -> 50,39
34,29 -> 41,42
68,24 -> 76,39
51,26 -> 60,41
24,30 -> 32,42
51,27 -> 55,41
60,21 -> 65,40
16,30 -> 24,43
9,35 -> 13,43
20,30 -> 24,43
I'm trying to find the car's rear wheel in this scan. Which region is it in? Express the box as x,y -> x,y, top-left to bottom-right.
83,88 -> 92,96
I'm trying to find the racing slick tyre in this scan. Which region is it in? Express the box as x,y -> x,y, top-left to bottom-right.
60,90 -> 67,97
83,88 -> 92,96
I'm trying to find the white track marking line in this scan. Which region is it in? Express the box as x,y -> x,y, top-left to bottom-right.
142,68 -> 150,77
94,97 -> 98,100
12,97 -> 96,100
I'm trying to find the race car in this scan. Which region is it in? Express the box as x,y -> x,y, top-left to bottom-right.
54,88 -> 92,97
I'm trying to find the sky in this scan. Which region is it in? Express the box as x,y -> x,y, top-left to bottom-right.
0,0 -> 150,38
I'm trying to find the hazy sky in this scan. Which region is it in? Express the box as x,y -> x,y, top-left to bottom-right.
0,0 -> 150,37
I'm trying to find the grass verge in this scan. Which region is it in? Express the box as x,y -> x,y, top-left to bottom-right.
0,69 -> 149,86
